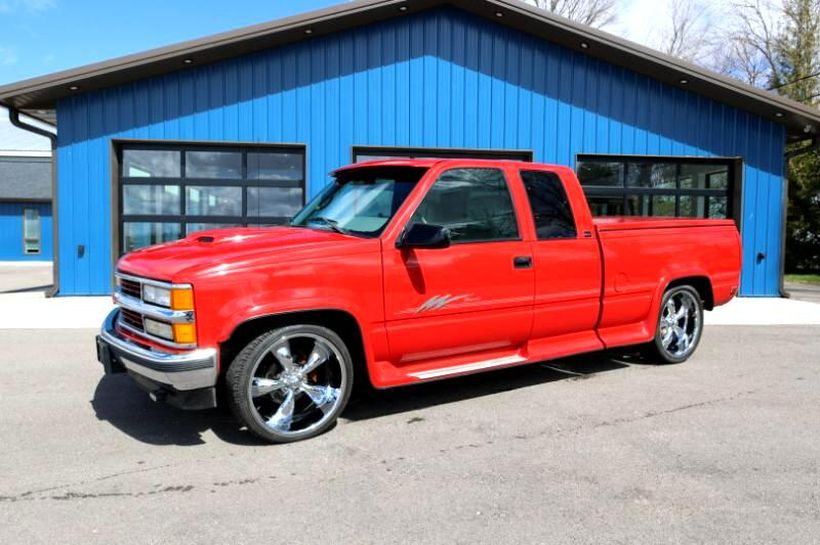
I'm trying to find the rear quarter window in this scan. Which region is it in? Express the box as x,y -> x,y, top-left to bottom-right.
520,170 -> 577,240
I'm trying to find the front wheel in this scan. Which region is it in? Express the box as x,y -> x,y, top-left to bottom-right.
645,285 -> 704,364
226,325 -> 353,443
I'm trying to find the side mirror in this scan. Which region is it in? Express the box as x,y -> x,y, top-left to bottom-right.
397,223 -> 451,249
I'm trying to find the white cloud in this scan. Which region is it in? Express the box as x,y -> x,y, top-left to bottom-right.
0,46 -> 18,65
612,0 -> 673,44
612,0 -> 731,50
0,0 -> 56,14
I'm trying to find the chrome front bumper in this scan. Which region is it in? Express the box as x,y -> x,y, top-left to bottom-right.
97,309 -> 218,391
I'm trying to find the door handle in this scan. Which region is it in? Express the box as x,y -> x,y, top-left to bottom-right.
513,256 -> 532,269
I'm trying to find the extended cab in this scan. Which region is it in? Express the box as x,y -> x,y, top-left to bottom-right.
96,159 -> 741,443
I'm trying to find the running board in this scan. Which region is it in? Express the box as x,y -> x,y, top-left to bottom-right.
408,354 -> 527,380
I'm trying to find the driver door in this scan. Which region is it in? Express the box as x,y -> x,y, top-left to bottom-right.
383,166 -> 534,364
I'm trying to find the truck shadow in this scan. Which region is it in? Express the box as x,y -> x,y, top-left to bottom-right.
342,351 -> 633,422
90,351 -> 641,446
90,376 -> 264,446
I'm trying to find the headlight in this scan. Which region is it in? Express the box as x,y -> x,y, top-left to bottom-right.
142,284 -> 194,310
143,318 -> 174,340
142,285 -> 171,307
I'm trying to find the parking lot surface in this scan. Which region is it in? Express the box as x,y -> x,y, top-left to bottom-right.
0,262 -> 52,293
0,325 -> 818,545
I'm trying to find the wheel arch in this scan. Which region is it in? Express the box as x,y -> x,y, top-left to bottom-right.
665,276 -> 714,310
642,274 -> 714,341
219,309 -> 372,389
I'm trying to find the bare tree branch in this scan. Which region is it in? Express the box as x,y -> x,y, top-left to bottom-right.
525,0 -> 617,28
657,0 -> 714,63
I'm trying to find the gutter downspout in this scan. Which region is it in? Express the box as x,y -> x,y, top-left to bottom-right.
780,135 -> 819,298
8,107 -> 59,298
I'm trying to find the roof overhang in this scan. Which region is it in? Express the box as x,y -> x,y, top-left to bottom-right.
1,0 -> 818,140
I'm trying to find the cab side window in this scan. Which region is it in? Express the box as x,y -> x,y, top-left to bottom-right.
521,170 -> 577,240
410,168 -> 519,243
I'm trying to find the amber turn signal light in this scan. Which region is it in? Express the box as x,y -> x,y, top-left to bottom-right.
173,323 -> 197,344
170,288 -> 194,311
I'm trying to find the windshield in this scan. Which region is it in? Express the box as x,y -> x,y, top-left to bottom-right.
290,166 -> 428,237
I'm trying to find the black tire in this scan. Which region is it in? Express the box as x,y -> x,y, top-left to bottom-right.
644,285 -> 704,364
226,324 -> 354,443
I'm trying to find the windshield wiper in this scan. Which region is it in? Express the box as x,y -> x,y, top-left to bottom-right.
306,216 -> 349,235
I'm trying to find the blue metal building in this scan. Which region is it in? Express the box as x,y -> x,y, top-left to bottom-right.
0,0 -> 818,296
0,154 -> 53,261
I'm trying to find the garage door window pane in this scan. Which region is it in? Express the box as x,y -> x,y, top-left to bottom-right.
651,195 -> 676,217
186,186 -> 242,216
679,164 -> 729,189
187,223 -> 241,234
248,152 -> 303,181
185,151 -> 242,179
123,222 -> 181,253
577,162 -> 623,187
626,163 -> 677,188
122,150 -> 180,178
706,171 -> 728,190
123,185 -> 180,215
679,196 -> 707,217
247,187 -> 303,217
707,196 -> 728,218
587,196 -> 624,216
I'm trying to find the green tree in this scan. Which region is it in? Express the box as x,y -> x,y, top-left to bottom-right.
775,0 -> 820,273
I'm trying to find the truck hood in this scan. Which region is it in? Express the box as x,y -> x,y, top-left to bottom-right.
117,226 -> 378,281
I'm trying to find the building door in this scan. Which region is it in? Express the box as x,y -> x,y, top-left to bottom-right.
116,142 -> 306,254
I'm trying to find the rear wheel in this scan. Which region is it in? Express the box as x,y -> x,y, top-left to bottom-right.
226,325 -> 353,443
645,285 -> 704,364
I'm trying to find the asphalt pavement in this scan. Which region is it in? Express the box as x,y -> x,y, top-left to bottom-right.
0,325 -> 818,544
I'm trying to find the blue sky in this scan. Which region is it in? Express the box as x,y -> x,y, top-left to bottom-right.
0,0 -> 341,85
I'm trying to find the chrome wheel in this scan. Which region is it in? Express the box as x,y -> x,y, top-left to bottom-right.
658,288 -> 702,359
247,333 -> 346,437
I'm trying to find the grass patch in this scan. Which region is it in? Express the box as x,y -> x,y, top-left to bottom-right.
785,274 -> 820,285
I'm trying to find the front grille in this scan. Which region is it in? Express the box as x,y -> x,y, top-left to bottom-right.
120,308 -> 144,332
119,277 -> 141,299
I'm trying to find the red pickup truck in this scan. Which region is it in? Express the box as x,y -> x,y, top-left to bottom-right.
96,159 -> 741,443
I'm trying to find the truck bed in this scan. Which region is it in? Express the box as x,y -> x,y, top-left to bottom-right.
593,216 -> 741,348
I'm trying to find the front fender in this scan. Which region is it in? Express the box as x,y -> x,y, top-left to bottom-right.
189,251 -> 386,369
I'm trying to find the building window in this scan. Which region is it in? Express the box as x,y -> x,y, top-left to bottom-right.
576,156 -> 735,220
118,143 -> 306,254
352,146 -> 533,163
22,208 -> 41,255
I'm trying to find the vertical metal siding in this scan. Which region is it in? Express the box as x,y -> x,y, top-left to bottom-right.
0,202 -> 53,261
57,7 -> 786,295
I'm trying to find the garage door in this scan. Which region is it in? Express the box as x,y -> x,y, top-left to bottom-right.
117,142 -> 306,254
576,155 -> 739,222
